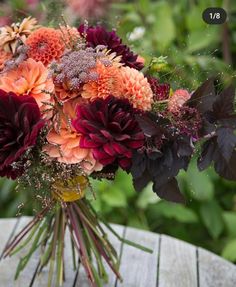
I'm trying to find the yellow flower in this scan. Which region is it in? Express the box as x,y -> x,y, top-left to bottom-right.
52,175 -> 88,202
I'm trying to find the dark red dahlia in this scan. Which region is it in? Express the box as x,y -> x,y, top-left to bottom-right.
78,25 -> 144,71
147,76 -> 170,101
0,90 -> 44,179
73,96 -> 145,170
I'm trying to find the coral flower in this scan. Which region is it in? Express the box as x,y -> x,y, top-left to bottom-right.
168,89 -> 191,113
0,58 -> 54,110
44,125 -> 103,174
59,26 -> 81,48
44,99 -> 102,174
118,66 -> 153,111
81,61 -> 121,101
26,27 -> 65,66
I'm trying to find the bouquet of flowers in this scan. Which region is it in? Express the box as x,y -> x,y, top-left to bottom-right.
0,16 -> 235,287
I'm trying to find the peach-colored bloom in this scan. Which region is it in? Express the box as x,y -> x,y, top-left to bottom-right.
0,58 -> 54,110
137,55 -> 145,65
44,125 -> 103,174
81,61 -> 121,101
26,27 -> 65,66
44,98 -> 102,174
168,89 -> 191,113
59,26 -> 81,48
118,66 -> 153,111
55,80 -> 79,102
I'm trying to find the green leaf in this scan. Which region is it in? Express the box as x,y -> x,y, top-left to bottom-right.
186,5 -> 205,31
187,28 -> 219,53
186,160 -> 214,201
136,183 -> 159,209
150,201 -> 198,223
101,187 -> 127,208
223,212 -> 236,237
222,239 -> 236,262
200,200 -> 224,239
153,2 -> 176,49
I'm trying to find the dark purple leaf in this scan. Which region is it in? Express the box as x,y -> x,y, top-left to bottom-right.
186,78 -> 216,113
130,151 -> 146,179
198,138 -> 217,171
176,136 -> 193,157
216,127 -> 236,162
135,114 -> 162,137
214,150 -> 236,181
213,86 -> 235,119
153,178 -> 185,203
133,170 -> 152,192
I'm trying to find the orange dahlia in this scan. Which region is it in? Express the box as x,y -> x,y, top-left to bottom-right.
26,27 -> 65,66
55,80 -> 79,102
0,58 -> 54,109
59,26 -> 81,48
81,61 -> 121,101
118,66 -> 153,111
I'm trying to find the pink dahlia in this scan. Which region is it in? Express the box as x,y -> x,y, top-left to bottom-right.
73,96 -> 145,170
168,89 -> 191,113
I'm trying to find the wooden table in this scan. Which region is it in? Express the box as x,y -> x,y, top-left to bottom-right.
0,217 -> 236,287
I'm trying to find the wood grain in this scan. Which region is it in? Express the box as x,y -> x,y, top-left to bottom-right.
1,218 -> 236,287
158,234 -> 198,287
116,226 -> 159,287
198,247 -> 236,287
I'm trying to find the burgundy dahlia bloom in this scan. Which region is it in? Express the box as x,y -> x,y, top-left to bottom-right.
73,96 -> 145,170
0,90 -> 44,179
147,76 -> 170,101
78,25 -> 144,71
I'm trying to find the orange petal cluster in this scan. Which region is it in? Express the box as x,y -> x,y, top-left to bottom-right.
0,58 -> 54,109
44,99 -> 102,174
59,26 -> 81,48
81,61 -> 121,101
26,27 -> 65,66
168,89 -> 191,113
55,79 -> 79,102
44,126 -> 103,174
118,66 -> 153,111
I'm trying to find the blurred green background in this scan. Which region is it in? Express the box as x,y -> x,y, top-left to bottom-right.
1,0 -> 236,263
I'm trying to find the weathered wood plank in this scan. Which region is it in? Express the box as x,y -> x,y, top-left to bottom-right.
158,234 -> 198,287
0,216 -> 40,287
2,218 -> 236,287
75,224 -> 125,287
116,227 -> 159,287
198,247 -> 236,287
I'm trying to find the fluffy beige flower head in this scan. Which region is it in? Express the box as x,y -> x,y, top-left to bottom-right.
0,17 -> 38,53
